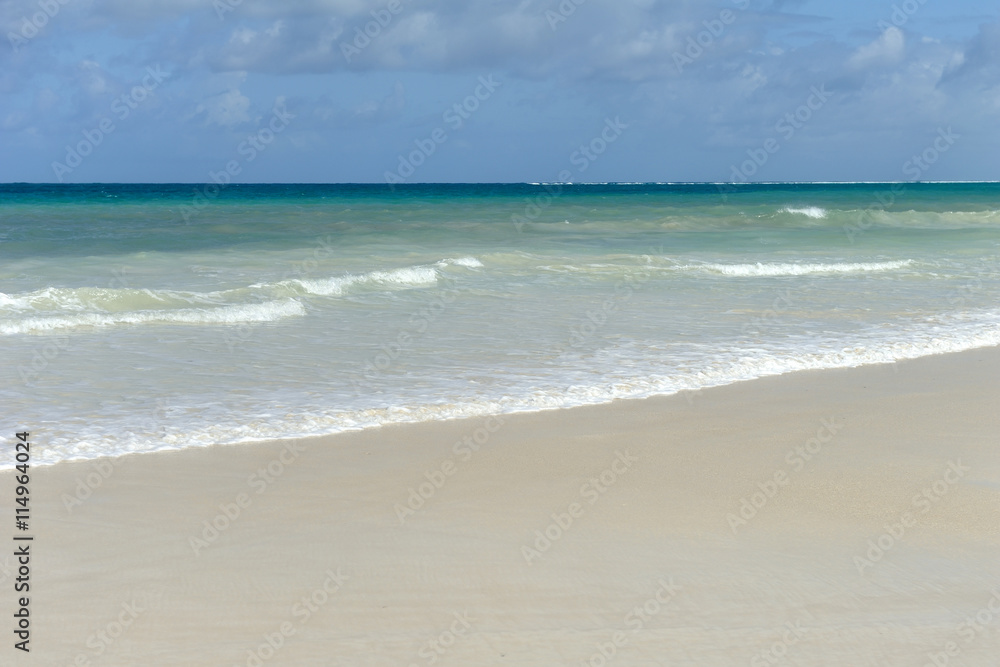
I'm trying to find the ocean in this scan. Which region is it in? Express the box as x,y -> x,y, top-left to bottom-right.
2,182 -> 998,467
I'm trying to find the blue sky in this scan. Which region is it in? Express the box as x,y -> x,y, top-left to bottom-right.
1,0 -> 998,183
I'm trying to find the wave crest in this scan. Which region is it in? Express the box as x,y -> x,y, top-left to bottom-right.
680,260 -> 913,277
0,258 -> 471,329
781,206 -> 828,218
278,266 -> 440,296
0,299 -> 305,335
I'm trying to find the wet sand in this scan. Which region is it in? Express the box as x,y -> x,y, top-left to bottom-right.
8,347 -> 1000,666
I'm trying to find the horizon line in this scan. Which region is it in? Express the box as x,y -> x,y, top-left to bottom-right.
3,180 -> 1000,186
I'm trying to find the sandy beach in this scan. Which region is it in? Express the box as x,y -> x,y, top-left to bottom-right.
8,347 -> 1000,666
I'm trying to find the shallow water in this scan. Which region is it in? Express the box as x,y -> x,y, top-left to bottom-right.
2,182 -> 998,466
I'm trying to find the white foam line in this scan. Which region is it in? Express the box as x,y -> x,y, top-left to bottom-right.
13,310 -> 1000,468
678,260 -> 913,277
0,299 -> 305,334
781,206 -> 827,219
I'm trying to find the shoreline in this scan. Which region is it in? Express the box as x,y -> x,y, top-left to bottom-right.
8,346 -> 1000,665
17,335 -> 1000,471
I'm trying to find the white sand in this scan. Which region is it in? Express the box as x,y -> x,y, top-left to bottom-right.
7,348 -> 1000,666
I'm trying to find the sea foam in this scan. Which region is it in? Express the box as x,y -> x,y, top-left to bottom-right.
680,260 -> 913,277
781,206 -> 828,218
282,265 -> 440,296
15,308 -> 1000,468
0,299 -> 305,334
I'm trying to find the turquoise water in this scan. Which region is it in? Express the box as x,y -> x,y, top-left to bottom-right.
2,183 -> 998,466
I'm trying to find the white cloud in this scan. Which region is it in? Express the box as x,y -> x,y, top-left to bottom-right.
77,60 -> 111,97
3,0 -> 999,181
202,1 -> 717,79
849,26 -> 905,69
195,88 -> 251,127
311,81 -> 405,126
35,87 -> 58,111
230,27 -> 258,45
1,110 -> 27,131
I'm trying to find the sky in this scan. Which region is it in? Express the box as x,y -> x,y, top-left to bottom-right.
0,0 -> 998,183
